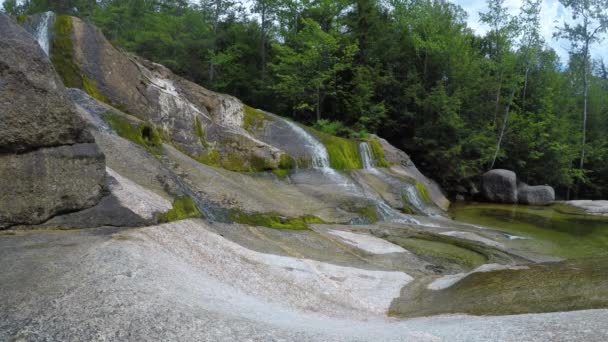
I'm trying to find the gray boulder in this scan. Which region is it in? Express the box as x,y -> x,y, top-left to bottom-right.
0,144 -> 106,228
0,14 -> 106,228
518,183 -> 555,205
481,169 -> 518,204
0,13 -> 92,154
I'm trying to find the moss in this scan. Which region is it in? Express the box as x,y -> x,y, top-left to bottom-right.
51,15 -> 82,88
356,206 -> 379,223
82,76 -> 109,103
51,15 -> 110,103
221,152 -> 252,172
158,196 -> 201,223
16,15 -> 28,24
230,210 -> 326,230
320,134 -> 363,169
195,148 -> 221,167
103,112 -> 162,156
415,180 -> 432,203
193,116 -> 208,147
243,105 -> 267,131
272,154 -> 296,177
367,139 -> 391,167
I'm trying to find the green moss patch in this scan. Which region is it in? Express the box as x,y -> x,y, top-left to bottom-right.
195,148 -> 221,167
230,210 -> 326,230
320,134 -> 363,170
367,139 -> 390,167
243,105 -> 268,131
51,15 -> 108,103
51,15 -> 81,88
415,180 -> 432,203
158,196 -> 201,223
356,206 -> 379,223
103,112 -> 163,156
194,116 -> 208,147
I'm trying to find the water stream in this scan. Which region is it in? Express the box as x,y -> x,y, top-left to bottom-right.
359,142 -> 375,169
33,12 -> 54,56
280,118 -> 420,224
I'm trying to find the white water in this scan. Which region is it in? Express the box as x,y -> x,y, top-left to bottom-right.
34,12 -> 53,56
283,120 -> 331,169
359,142 -> 375,169
279,117 -> 421,224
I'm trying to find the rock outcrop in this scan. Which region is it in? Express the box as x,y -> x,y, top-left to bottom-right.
481,169 -> 519,204
49,15 -> 283,171
0,14 -> 106,228
518,183 -> 555,205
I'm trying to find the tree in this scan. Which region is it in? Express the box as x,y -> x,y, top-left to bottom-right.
555,0 -> 608,170
271,18 -> 355,121
518,0 -> 543,108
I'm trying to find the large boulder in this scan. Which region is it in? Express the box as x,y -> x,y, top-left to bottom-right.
481,169 -> 518,204
0,13 -> 91,153
518,183 -> 555,205
0,14 -> 105,228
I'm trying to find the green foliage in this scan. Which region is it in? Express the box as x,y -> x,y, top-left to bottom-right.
314,119 -> 353,137
103,112 -> 162,156
230,210 -> 326,230
158,196 -> 201,223
320,134 -> 363,170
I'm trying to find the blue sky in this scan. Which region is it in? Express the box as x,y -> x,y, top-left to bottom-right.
2,0 -> 605,63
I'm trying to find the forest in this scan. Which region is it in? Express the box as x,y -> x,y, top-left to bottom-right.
4,0 -> 608,199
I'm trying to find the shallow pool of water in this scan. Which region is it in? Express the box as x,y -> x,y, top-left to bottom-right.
449,202 -> 608,259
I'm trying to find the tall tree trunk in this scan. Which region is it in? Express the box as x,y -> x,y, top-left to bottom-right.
490,85 -> 517,170
493,71 -> 503,126
580,48 -> 589,170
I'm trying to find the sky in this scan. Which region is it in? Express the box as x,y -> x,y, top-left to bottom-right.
2,0 -> 606,63
453,0 -> 608,64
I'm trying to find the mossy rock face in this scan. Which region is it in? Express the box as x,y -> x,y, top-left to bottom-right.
366,138 -> 391,167
230,210 -> 326,230
158,196 -> 201,223
195,148 -> 220,167
415,181 -> 432,204
51,15 -> 107,103
243,106 -> 268,132
319,134 -> 363,170
193,116 -> 208,147
103,112 -> 163,156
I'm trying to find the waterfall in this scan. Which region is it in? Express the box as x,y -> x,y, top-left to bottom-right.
359,142 -> 375,169
282,120 -> 331,169
34,12 -> 54,56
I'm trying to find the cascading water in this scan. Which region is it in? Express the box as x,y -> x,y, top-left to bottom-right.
282,120 -> 331,169
34,12 -> 54,56
280,118 -> 420,224
359,142 -> 375,169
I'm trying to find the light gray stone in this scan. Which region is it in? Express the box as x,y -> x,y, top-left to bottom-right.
518,183 -> 555,205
